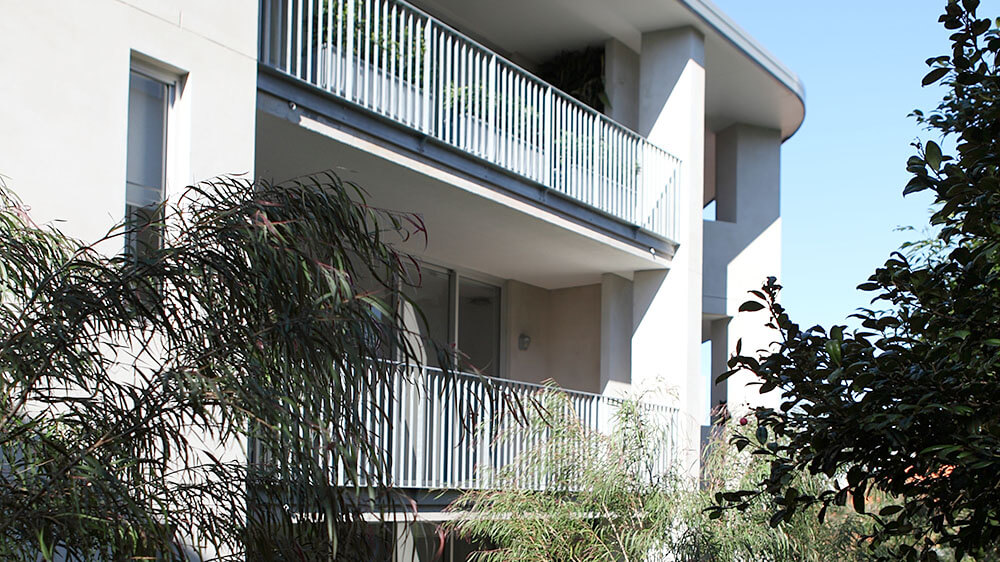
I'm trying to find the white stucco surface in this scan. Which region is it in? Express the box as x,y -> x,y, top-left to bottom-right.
0,0 -> 258,245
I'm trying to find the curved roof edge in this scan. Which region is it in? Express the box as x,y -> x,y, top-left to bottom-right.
681,0 -> 806,139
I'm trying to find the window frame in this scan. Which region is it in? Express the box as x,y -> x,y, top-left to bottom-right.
124,54 -> 185,261
402,261 -> 504,377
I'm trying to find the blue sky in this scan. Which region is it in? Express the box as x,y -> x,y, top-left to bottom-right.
709,1 -> 984,329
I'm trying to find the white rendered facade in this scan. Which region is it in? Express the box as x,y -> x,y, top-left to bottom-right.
0,0 -> 803,558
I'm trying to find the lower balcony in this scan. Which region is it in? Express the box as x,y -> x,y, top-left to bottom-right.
251,365 -> 680,492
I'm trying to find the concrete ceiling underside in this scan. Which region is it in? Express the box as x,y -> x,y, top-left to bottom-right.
255,111 -> 667,290
410,0 -> 805,140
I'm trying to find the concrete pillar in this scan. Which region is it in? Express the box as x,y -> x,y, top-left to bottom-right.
633,27 -> 706,474
703,124 -> 782,413
600,273 -> 633,395
714,124 -> 780,228
604,39 -> 639,131
709,318 -> 730,419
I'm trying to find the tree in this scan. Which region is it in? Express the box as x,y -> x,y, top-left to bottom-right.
0,173 -> 433,560
712,1 -> 1000,559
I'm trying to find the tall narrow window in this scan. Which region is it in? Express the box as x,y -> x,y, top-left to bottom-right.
125,70 -> 170,260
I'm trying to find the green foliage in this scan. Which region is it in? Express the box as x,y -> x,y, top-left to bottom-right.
538,46 -> 609,113
714,2 -> 1000,559
0,173 -> 426,560
447,391 -> 679,561
686,423 -> 898,562
447,391 -> 881,561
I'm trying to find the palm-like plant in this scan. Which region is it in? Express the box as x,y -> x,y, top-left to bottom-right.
0,173 -> 430,560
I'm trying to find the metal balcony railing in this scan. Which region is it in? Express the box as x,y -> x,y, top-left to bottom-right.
258,0 -> 682,242
376,365 -> 681,489
249,365 -> 681,491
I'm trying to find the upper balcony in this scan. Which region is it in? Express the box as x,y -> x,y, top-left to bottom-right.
257,0 -> 682,246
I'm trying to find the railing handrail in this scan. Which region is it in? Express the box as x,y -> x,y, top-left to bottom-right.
382,0 -> 671,152
404,361 -> 678,413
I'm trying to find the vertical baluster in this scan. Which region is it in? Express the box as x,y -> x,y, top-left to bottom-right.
342,0 -> 357,97
508,75 -> 516,173
336,0 -> 346,97
452,34 -> 460,146
569,104 -> 577,198
537,85 -> 545,180
487,55 -> 497,162
460,43 -> 469,153
381,1 -> 390,112
507,68 -> 515,169
437,30 -> 446,142
471,51 -> 481,155
321,0 -> 331,90
459,376 -> 468,485
477,52 -> 486,157
480,53 -> 488,157
449,39 -> 458,147
586,112 -> 593,203
499,66 -> 509,167
393,367 -> 403,486
523,83 -> 531,178
391,4 -> 400,118
513,76 -> 521,174
416,370 -> 427,487
305,0 -> 313,83
615,131 -> 622,219
468,51 -> 477,155
577,110 -> 585,201
573,105 -> 580,199
602,121 -> 609,212
543,86 -> 552,186
444,34 -> 454,144
404,12 -> 413,126
396,369 -> 405,486
555,97 -> 563,192
360,0 -> 369,105
528,84 -> 537,179
385,3 -> 394,115
592,117 -> 599,208
433,371 -> 442,487
621,131 -> 628,219
399,7 -> 408,122
421,19 -> 432,133
526,84 -> 534,179
372,0 -> 381,109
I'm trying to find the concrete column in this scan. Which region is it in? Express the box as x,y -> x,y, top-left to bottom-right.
633,27 -> 706,474
600,273 -> 633,395
703,124 -> 782,413
709,318 -> 730,419
604,39 -> 639,131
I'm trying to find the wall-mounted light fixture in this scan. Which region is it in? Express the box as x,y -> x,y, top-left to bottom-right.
517,333 -> 531,351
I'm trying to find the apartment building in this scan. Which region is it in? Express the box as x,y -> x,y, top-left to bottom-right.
0,0 -> 803,558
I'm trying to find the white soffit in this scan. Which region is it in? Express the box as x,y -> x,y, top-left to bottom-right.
411,0 -> 805,140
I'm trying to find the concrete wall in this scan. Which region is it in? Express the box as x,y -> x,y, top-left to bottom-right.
604,39 -> 639,131
703,124 -> 782,414
0,0 -> 258,244
0,3 -> 259,557
633,27 -> 706,473
504,280 -> 601,393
